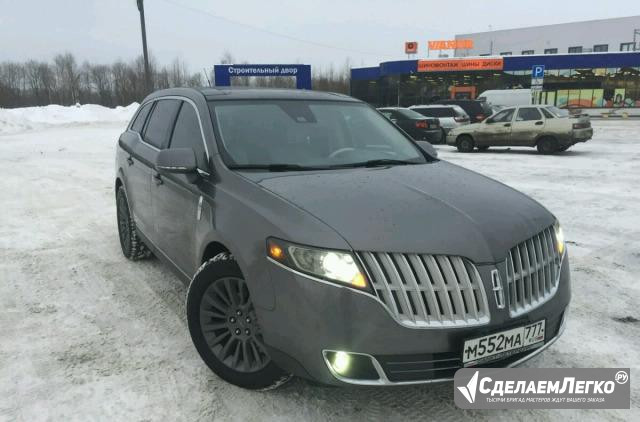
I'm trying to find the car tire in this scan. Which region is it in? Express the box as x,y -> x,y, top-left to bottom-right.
456,135 -> 475,153
186,252 -> 292,390
116,185 -> 152,260
477,145 -> 490,151
537,136 -> 558,155
557,145 -> 570,152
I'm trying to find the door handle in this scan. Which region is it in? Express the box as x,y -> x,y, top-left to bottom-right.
153,173 -> 163,185
503,123 -> 511,127
535,121 -> 543,125
126,156 -> 134,166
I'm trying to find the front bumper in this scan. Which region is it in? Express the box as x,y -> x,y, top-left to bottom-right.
259,254 -> 571,386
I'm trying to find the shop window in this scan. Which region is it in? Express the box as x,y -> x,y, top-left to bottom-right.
592,89 -> 604,107
546,91 -> 556,106
568,46 -> 583,54
568,90 -> 580,107
521,50 -> 534,55
544,48 -> 558,54
620,42 -> 635,51
593,44 -> 608,52
556,90 -> 569,107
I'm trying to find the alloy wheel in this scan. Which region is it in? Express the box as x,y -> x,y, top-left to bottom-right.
199,277 -> 270,373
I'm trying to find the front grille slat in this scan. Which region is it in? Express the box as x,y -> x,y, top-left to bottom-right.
357,251 -> 489,328
505,226 -> 562,317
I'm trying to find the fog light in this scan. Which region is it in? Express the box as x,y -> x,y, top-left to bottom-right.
331,351 -> 351,374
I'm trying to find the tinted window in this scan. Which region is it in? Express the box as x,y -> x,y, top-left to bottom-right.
516,107 -> 542,121
131,102 -> 153,133
414,107 -> 453,118
169,102 -> 207,169
143,99 -> 181,148
395,109 -> 427,119
492,109 -> 515,123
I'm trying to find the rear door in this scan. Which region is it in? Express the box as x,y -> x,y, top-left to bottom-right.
152,101 -> 208,275
510,107 -> 544,146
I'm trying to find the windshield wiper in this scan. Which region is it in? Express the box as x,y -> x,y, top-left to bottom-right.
228,164 -> 326,172
334,159 -> 420,168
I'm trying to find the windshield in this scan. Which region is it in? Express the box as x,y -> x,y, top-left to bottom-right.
209,100 -> 427,169
546,106 -> 569,117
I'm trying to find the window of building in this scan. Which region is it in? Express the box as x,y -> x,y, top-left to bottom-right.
521,50 -> 534,55
500,52 -> 512,56
544,48 -> 558,54
568,46 -> 583,54
620,42 -> 635,51
593,44 -> 608,52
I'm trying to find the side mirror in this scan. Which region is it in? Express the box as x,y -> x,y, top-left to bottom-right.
415,140 -> 438,158
156,148 -> 199,182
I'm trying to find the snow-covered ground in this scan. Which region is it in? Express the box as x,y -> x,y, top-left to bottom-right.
0,107 -> 638,421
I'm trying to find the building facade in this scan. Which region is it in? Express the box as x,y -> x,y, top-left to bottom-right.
454,16 -> 640,57
350,52 -> 640,113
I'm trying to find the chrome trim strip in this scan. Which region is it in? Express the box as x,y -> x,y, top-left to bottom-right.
322,311 -> 567,386
267,256 -> 477,330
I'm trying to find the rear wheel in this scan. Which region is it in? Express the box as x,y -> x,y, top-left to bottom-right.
537,136 -> 558,155
116,185 -> 152,260
187,253 -> 291,390
456,135 -> 475,153
557,145 -> 570,152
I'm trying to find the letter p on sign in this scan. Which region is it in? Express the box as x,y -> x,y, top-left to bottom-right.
532,65 -> 545,78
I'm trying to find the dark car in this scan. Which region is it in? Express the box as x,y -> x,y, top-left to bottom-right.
437,99 -> 494,123
377,107 -> 442,144
115,87 -> 570,390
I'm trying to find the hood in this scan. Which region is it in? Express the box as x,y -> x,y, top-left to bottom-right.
245,162 -> 554,263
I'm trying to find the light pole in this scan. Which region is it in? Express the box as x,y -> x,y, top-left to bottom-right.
136,0 -> 152,93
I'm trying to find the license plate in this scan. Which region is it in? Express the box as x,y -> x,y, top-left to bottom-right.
462,320 -> 545,366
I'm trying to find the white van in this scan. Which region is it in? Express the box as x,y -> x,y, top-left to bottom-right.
477,89 -> 532,108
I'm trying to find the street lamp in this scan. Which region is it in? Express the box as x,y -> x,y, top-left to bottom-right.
136,0 -> 152,93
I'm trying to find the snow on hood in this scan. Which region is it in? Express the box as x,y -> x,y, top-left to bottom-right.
0,103 -> 139,135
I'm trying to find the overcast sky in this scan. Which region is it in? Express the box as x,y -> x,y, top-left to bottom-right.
1,0 -> 639,72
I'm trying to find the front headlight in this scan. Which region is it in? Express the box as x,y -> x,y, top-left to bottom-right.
553,221 -> 565,255
267,238 -> 369,290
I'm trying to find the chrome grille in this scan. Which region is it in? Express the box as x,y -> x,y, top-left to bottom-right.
505,226 -> 562,317
357,252 -> 490,328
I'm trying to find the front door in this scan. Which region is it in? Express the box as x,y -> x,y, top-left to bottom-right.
475,108 -> 514,146
510,107 -> 545,146
152,101 -> 209,276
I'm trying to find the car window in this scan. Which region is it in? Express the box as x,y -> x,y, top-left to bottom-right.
143,99 -> 181,148
414,107 -> 453,118
540,108 -> 555,119
395,109 -> 427,119
210,100 -> 426,168
547,106 -> 569,117
378,110 -> 396,119
516,107 -> 542,121
491,108 -> 515,123
131,102 -> 153,133
169,102 -> 207,170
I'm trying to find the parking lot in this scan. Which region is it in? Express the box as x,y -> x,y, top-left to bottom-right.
1,118 -> 638,421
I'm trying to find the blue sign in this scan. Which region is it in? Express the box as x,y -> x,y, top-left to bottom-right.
214,64 -> 312,90
532,65 -> 545,78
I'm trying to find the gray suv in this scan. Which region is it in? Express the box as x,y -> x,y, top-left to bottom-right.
115,88 -> 570,390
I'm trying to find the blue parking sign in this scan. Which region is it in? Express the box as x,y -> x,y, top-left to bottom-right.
532,65 -> 545,78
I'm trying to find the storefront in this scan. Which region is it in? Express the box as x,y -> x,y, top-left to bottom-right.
350,52 -> 640,113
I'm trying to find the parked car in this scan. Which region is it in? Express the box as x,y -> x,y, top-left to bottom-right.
446,105 -> 593,154
377,107 -> 442,143
436,99 -> 494,123
477,89 -> 532,108
409,104 -> 470,134
116,88 -> 570,390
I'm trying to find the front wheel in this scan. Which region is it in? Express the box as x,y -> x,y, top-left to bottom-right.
187,253 -> 291,390
456,135 -> 475,152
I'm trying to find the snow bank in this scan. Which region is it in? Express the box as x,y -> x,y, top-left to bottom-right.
0,103 -> 139,135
